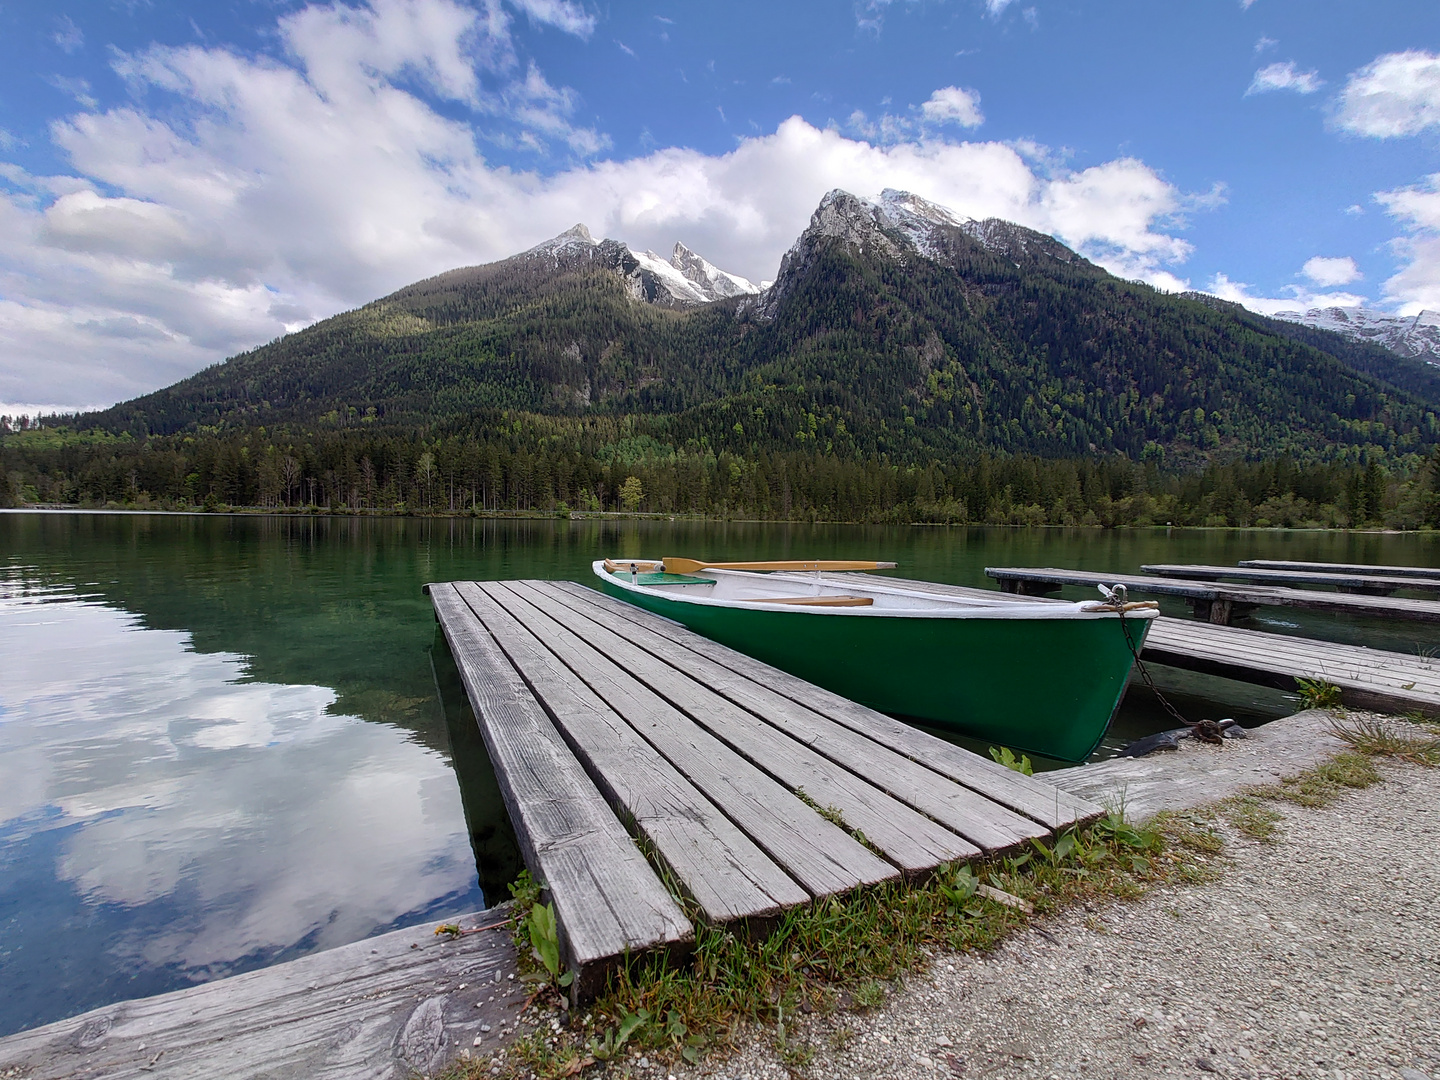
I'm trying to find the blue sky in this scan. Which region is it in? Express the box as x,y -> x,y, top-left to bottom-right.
1,0 -> 1438,411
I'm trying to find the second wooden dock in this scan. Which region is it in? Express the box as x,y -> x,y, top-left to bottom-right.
428,579 -> 1102,993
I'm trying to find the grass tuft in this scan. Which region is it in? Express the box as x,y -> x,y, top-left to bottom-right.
1328,715 -> 1440,766
1218,796 -> 1283,842
441,816 -> 1194,1080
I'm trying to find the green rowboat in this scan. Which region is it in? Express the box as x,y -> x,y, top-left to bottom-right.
593,559 -> 1157,762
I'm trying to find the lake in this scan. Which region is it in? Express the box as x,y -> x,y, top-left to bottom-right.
2,509 -> 1437,1038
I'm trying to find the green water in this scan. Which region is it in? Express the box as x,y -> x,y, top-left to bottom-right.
1,510 -> 1437,1037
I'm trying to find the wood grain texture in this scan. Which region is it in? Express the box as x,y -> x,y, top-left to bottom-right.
550,580 -> 1099,831
430,584 -> 691,991
984,567 -> 1440,623
480,581 -> 899,894
451,582 -> 808,922
532,581 -> 1042,854
1140,563 -> 1440,595
505,581 -> 980,874
0,912 -> 525,1080
1143,619 -> 1440,716
1239,559 -> 1440,580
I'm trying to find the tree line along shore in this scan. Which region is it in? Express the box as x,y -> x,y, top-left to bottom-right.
4,419 -> 1439,529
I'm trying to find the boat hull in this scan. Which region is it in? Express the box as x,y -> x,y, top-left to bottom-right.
599,578 -> 1150,763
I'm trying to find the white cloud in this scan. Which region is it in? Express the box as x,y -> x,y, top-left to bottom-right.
509,0 -> 596,38
1206,272 -> 1366,317
1246,61 -> 1322,96
1336,50 -> 1440,138
920,86 -> 984,128
0,594 -> 480,972
1375,173 -> 1440,313
1302,255 -> 1361,287
1255,36 -> 1277,54
987,0 -> 1017,15
53,16 -> 85,54
46,74 -> 99,109
0,0 -> 1207,410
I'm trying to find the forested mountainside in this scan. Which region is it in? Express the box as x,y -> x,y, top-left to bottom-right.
8,189 -> 1440,527
85,190 -> 1437,467
1180,292 -> 1440,407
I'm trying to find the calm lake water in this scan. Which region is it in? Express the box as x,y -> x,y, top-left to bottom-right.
2,509 -> 1438,1037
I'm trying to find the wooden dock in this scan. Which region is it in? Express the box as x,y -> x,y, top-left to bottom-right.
806,573 -> 1440,718
427,580 -> 1102,992
0,910 -> 526,1080
1140,562 -> 1440,596
1240,559 -> 1440,580
986,566 -> 1440,625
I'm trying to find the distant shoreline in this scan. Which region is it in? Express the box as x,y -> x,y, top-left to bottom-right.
0,505 -> 1429,536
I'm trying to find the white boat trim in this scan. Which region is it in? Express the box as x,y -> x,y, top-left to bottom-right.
591,561 -> 1159,622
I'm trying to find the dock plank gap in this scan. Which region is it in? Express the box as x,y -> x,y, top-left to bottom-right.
427,579 -> 1102,995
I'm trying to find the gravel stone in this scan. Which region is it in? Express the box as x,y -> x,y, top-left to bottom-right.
677,760 -> 1440,1080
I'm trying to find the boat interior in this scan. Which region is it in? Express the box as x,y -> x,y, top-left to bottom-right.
597,560 -> 1131,619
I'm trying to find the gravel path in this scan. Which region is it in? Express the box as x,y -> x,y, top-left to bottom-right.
671,760 -> 1440,1080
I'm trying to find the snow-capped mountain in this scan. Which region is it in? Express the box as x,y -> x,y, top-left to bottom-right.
670,243 -> 760,299
520,190 -> 1086,318
519,224 -> 758,308
749,188 -> 1084,318
1270,307 -> 1440,365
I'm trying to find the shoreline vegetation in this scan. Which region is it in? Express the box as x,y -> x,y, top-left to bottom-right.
450,712 -> 1440,1080
4,420 -> 1440,529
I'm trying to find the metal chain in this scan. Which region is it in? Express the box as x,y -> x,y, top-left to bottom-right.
1115,607 -> 1194,729
1100,583 -> 1223,743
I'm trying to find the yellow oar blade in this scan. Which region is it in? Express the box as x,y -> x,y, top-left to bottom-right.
659,558 -> 897,574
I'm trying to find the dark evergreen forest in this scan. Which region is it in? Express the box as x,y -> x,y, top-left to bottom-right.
7,212 -> 1440,529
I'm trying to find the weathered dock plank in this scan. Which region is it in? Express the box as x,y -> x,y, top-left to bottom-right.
532,581 -> 1047,853
474,581 -> 900,893
1239,559 -> 1440,580
1142,619 -> 1440,717
1141,563 -> 1440,595
429,583 -> 691,991
550,580 -> 1100,830
489,587 -> 950,881
0,912 -> 524,1080
985,566 -> 1440,624
451,582 -> 807,924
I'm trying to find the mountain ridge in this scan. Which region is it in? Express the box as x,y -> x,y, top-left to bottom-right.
84,190 -> 1440,467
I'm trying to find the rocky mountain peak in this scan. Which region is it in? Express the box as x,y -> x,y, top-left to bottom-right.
670,242 -> 760,300
1271,306 -> 1440,364
522,223 -> 599,262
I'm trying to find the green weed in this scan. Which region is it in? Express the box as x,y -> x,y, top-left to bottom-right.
1295,677 -> 1343,710
988,745 -> 1034,775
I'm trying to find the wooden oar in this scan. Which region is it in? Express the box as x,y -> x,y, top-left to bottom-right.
603,558 -> 663,573
659,558 -> 897,574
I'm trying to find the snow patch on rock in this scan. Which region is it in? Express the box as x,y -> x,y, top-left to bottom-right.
1272,306 -> 1440,364
671,243 -> 760,299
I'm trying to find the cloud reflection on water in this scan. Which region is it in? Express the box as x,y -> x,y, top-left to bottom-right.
0,583 -> 482,1026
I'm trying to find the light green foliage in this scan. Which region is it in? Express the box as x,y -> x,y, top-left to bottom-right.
988,745 -> 1034,775
1295,677 -> 1344,710
586,1008 -> 649,1061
